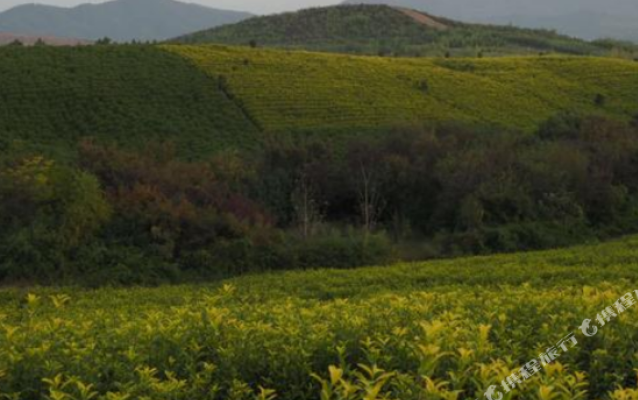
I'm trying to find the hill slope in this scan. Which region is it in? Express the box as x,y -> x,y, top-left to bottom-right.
0,45 -> 259,158
344,0 -> 638,42
172,5 -> 635,57
0,0 -> 252,42
2,235 -> 638,398
164,45 -> 638,133
1,44 -> 637,158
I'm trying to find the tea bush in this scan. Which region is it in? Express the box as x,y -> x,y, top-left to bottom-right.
2,236 -> 638,399
165,45 -> 638,133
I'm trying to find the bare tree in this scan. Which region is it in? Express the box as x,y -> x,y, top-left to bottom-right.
357,161 -> 385,233
291,171 -> 322,239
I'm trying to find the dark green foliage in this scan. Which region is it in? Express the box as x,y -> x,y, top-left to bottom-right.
0,45 -> 259,159
595,93 -> 607,107
172,5 -> 637,57
252,115 -> 638,258
2,113 -> 638,285
94,37 -> 112,45
0,154 -> 111,283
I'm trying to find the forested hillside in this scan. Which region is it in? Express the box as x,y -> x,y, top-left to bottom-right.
172,5 -> 638,58
344,0 -> 638,42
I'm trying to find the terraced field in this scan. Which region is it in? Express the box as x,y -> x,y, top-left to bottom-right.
165,45 -> 638,133
2,236 -> 638,399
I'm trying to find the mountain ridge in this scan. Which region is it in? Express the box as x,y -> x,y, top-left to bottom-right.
0,0 -> 253,42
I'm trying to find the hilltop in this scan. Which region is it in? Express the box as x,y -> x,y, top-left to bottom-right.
0,0 -> 252,42
343,0 -> 638,42
172,5 -> 637,57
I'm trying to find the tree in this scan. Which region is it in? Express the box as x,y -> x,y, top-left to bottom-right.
78,140 -> 268,257
345,141 -> 386,232
291,171 -> 322,239
0,156 -> 111,280
95,37 -> 112,45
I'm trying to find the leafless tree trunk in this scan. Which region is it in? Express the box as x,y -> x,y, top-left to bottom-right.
358,162 -> 384,233
292,172 -> 321,239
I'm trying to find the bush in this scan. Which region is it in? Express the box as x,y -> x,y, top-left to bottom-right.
293,230 -> 396,269
179,230 -> 396,278
73,243 -> 180,287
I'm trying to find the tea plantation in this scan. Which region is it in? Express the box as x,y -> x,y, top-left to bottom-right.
1,236 -> 638,399
0,45 -> 259,159
165,45 -> 638,134
1,44 -> 638,159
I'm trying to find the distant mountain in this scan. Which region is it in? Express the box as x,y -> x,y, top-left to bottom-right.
0,0 -> 253,42
172,5 -> 636,58
0,32 -> 91,46
343,0 -> 638,42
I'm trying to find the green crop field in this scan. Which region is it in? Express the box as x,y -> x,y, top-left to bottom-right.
1,44 -> 638,159
0,45 -> 258,159
165,45 -> 638,134
2,236 -> 638,399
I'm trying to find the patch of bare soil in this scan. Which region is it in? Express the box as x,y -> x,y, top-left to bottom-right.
396,7 -> 448,30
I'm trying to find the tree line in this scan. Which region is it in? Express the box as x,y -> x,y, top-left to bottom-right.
1,112 -> 638,285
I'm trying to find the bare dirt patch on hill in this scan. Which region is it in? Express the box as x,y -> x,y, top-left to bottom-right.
396,7 -> 448,30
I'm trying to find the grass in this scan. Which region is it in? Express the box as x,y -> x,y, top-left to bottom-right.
1,236 -> 638,399
165,45 -> 638,134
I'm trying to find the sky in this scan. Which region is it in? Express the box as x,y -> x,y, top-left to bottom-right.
0,0 -> 341,14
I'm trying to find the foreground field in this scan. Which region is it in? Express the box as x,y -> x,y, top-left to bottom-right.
2,237 -> 638,399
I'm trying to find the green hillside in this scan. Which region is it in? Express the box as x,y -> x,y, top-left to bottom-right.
2,235 -> 638,399
164,44 -> 638,134
172,5 -> 638,58
1,44 -> 637,158
0,45 -> 258,159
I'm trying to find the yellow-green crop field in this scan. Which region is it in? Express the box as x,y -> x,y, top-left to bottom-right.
2,236 -> 638,399
164,45 -> 638,133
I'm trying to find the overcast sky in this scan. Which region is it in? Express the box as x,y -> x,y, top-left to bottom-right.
0,0 -> 341,14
